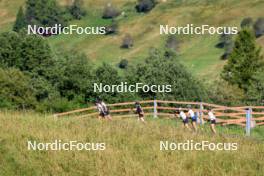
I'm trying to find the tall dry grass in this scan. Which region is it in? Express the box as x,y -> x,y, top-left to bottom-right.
0,111 -> 264,176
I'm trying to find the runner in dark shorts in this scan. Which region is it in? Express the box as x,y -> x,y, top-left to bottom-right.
96,99 -> 112,120
177,108 -> 191,131
134,102 -> 146,123
208,109 -> 217,134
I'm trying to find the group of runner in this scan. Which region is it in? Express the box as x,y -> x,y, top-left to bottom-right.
176,105 -> 216,134
95,99 -> 216,134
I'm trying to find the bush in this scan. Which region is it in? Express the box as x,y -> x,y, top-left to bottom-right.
69,0 -> 86,20
165,35 -> 180,51
102,3 -> 120,19
25,0 -> 67,27
208,79 -> 245,106
241,17 -> 253,29
164,35 -> 180,58
37,97 -> 80,112
0,68 -> 36,109
216,34 -> 234,60
125,49 -> 209,101
118,59 -> 128,69
136,0 -> 156,13
50,51 -> 94,103
93,63 -> 123,103
121,34 -> 133,49
246,70 -> 264,105
254,17 -> 264,38
0,32 -> 55,78
105,21 -> 118,35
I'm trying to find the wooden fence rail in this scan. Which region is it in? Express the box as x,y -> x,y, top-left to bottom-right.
54,100 -> 264,127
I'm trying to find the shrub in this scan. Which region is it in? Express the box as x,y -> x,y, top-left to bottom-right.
0,32 -> 55,78
102,3 -> 120,19
216,34 -> 234,60
105,21 -> 118,35
37,97 -> 80,112
208,79 -> 245,106
93,63 -> 122,103
125,49 -> 209,101
165,35 -> 180,51
118,59 -> 128,69
69,0 -> 86,20
254,17 -> 264,38
25,0 -> 67,27
50,51 -> 94,103
121,34 -> 133,49
136,0 -> 156,13
241,17 -> 253,29
0,68 -> 36,109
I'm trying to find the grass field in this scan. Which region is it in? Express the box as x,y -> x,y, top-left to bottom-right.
1,0 -> 264,80
0,111 -> 264,175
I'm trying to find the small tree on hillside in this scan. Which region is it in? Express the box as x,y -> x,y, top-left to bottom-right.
69,0 -> 86,20
241,17 -> 253,29
254,17 -> 264,38
25,0 -> 66,26
221,29 -> 264,91
136,0 -> 157,13
216,34 -> 234,60
121,34 -> 133,49
118,59 -> 128,69
165,35 -> 180,51
102,3 -> 120,19
164,35 -> 180,58
105,20 -> 118,35
13,7 -> 27,32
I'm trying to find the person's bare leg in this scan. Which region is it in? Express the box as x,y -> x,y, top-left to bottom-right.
106,115 -> 112,121
140,117 -> 146,124
185,124 -> 191,131
98,115 -> 102,120
192,122 -> 197,132
211,124 -> 216,134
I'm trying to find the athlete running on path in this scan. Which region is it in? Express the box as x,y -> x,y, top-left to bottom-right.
95,99 -> 112,121
177,108 -> 191,130
187,105 -> 198,132
208,109 -> 216,134
134,102 -> 146,123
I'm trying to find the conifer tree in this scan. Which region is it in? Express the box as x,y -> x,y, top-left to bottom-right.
25,0 -> 66,26
221,29 -> 264,91
13,7 -> 27,32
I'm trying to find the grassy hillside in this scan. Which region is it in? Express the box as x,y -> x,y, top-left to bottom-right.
0,0 -> 264,80
0,111 -> 264,175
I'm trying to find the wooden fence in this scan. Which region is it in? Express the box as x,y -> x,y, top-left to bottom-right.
54,100 -> 264,129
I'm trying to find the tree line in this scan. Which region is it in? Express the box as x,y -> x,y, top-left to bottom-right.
1,0 -> 264,112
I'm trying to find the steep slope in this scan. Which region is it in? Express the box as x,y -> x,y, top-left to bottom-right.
0,0 -> 263,80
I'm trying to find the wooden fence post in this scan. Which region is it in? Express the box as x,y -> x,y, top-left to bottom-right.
53,114 -> 58,121
154,99 -> 158,118
199,102 -> 204,125
246,108 -> 252,136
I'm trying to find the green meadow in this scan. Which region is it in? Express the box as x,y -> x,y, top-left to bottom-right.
0,111 -> 264,176
1,0 -> 264,79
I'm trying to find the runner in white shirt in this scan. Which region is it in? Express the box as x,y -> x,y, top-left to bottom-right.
187,105 -> 197,132
176,108 -> 190,130
208,109 -> 216,134
95,99 -> 112,121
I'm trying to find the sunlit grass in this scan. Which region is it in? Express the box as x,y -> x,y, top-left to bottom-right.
0,111 -> 264,175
